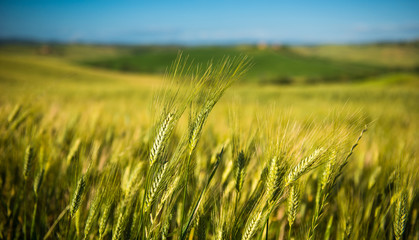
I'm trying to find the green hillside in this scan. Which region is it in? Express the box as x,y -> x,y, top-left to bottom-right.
81,45 -> 387,84
5,43 -> 414,84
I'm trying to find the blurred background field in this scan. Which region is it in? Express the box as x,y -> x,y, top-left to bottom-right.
2,42 -> 419,85
1,42 -> 418,114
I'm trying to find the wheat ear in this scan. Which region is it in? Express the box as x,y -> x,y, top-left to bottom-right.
23,145 -> 34,180
70,174 -> 86,218
66,139 -> 81,164
188,100 -> 215,155
308,151 -> 336,240
393,190 -> 408,240
235,150 -> 246,193
150,113 -> 175,166
33,168 -> 44,196
266,156 -> 285,201
286,148 -> 323,186
241,210 -> 263,240
8,104 -> 21,123
99,199 -> 113,240
83,191 -> 102,239
144,161 -> 168,213
287,184 -> 300,236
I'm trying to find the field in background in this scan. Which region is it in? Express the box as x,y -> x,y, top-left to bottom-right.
1,42 -> 418,120
1,43 -> 418,122
2,42 -> 419,84
292,42 -> 419,68
0,43 -> 418,239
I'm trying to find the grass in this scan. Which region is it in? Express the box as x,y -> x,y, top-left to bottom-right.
0,44 -> 418,240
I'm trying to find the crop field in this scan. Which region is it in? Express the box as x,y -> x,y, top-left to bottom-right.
0,43 -> 418,240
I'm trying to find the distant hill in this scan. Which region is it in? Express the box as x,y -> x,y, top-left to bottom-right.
292,41 -> 419,68
1,41 -> 418,84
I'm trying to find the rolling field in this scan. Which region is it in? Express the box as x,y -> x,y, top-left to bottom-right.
81,45 -> 385,84
0,43 -> 418,239
292,42 -> 419,68
5,43 -> 419,84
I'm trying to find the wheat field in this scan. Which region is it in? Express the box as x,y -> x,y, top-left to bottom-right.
0,49 -> 418,240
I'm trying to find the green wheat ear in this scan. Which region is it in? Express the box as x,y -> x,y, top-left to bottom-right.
235,150 -> 246,193
286,148 -> 324,186
33,168 -> 45,196
265,155 -> 285,201
144,161 -> 168,213
83,191 -> 102,239
320,150 -> 336,192
241,210 -> 263,240
393,189 -> 408,240
70,174 -> 86,218
8,104 -> 21,123
150,113 -> 175,166
23,145 -> 34,180
99,199 -> 113,240
287,183 -> 300,229
66,138 -> 81,165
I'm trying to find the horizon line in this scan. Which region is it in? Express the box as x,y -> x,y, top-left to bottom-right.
0,37 -> 418,47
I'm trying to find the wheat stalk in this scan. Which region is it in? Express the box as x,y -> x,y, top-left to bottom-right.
324,215 -> 333,240
31,167 -> 44,239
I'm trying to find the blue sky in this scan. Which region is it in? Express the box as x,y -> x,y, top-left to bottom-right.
1,0 -> 418,44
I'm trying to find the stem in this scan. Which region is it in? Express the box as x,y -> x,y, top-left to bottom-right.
180,153 -> 192,231
308,192 -> 325,240
265,218 -> 269,240
43,205 -> 69,240
180,151 -> 222,240
234,191 -> 239,217
138,167 -> 152,239
288,223 -> 293,240
65,211 -> 71,240
23,179 -> 27,240
30,197 -> 38,239
138,160 -> 160,239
